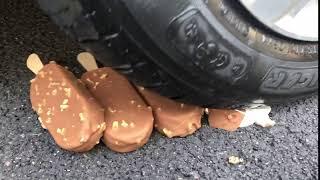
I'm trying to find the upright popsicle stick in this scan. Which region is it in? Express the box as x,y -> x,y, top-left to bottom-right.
77,52 -> 98,71
26,53 -> 44,74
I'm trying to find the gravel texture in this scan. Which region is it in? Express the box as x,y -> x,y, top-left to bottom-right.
0,1 -> 318,179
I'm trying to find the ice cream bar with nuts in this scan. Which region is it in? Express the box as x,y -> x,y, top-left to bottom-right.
207,109 -> 245,131
78,52 -> 154,153
137,87 -> 203,138
208,105 -> 275,131
28,54 -> 105,152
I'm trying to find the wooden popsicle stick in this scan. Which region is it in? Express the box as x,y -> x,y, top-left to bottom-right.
26,53 -> 44,75
77,52 -> 98,71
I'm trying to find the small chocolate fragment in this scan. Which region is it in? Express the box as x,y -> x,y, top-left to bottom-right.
208,109 -> 245,131
30,64 -> 105,152
138,87 -> 203,138
81,67 -> 154,153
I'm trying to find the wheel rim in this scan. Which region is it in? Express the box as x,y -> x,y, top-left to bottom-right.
240,0 -> 318,42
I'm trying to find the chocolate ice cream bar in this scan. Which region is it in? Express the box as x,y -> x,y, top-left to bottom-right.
30,63 -> 105,152
137,87 -> 203,138
81,67 -> 154,153
207,109 -> 245,131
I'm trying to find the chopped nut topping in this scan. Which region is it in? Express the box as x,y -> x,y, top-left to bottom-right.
47,109 -> 52,116
49,77 -> 53,81
157,107 -> 162,112
188,123 -> 195,131
60,105 -> 69,111
100,122 -> 106,131
79,113 -> 86,122
46,92 -> 50,95
86,78 -> 94,84
64,88 -> 71,97
35,84 -> 39,92
112,121 -> 119,129
228,156 -> 244,165
93,82 -> 100,89
46,118 -> 52,124
37,107 -> 43,114
48,71 -> 53,75
96,141 -> 99,144
121,120 -> 129,128
115,141 -> 119,145
154,124 -> 158,128
180,103 -> 184,108
108,107 -> 116,113
100,73 -> 108,79
147,106 -> 152,111
48,82 -> 60,88
63,138 -> 68,142
227,114 -> 236,120
163,128 -> 173,138
130,100 -> 135,104
57,128 -> 66,136
61,81 -> 66,86
129,122 -> 135,128
49,61 -> 56,64
51,89 -> 57,96
139,87 -> 145,91
137,105 -> 142,108
30,79 -> 35,83
62,99 -> 68,105
80,136 -> 86,144
93,72 -> 98,77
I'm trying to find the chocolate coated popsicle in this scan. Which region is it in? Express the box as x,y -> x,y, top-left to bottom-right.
28,54 -> 105,152
81,66 -> 154,153
138,87 -> 203,138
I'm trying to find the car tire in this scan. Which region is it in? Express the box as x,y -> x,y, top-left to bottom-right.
37,0 -> 318,108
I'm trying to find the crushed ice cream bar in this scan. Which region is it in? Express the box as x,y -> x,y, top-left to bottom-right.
137,87 -> 203,138
208,109 -> 245,131
239,105 -> 275,128
208,105 -> 275,131
30,63 -> 105,152
81,67 -> 154,153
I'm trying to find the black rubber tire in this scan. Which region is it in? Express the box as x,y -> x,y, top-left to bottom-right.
37,0 -> 318,108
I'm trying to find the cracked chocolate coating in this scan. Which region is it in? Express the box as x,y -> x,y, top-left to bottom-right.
138,87 -> 203,138
81,67 -> 154,153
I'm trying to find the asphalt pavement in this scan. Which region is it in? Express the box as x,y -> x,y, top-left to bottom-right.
0,1 -> 318,179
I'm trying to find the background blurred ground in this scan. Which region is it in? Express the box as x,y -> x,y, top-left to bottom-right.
0,1 -> 318,179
